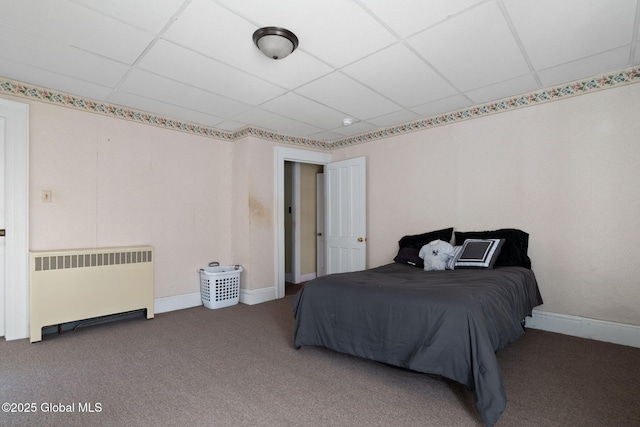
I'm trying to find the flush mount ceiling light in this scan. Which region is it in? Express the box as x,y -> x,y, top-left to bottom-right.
252,27 -> 299,60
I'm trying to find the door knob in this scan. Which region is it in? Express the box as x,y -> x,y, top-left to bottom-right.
358,237 -> 365,242
0,229 -> 5,237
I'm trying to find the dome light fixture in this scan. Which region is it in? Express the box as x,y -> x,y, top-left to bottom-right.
252,27 -> 299,60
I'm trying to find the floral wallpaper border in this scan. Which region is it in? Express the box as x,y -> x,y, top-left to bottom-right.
1,65 -> 638,151
331,66 -> 640,148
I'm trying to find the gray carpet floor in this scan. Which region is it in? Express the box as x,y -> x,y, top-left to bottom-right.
1,296 -> 639,427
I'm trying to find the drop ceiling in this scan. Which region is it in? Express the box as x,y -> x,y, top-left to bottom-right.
1,0 -> 639,142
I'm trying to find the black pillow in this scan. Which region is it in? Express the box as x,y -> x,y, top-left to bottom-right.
393,247 -> 424,268
394,228 -> 454,268
454,228 -> 531,268
398,227 -> 454,249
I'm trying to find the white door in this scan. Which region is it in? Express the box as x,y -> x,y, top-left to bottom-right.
325,156 -> 366,274
0,98 -> 29,340
316,173 -> 326,277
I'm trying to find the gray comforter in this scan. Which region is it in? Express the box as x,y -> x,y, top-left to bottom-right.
292,263 -> 543,426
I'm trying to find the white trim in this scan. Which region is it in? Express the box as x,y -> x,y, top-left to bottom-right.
274,147 -> 331,299
240,286 -> 276,305
154,292 -> 202,314
154,287 -> 278,313
1,98 -> 29,341
292,162 -> 301,284
284,272 -> 315,285
299,272 -> 316,283
525,309 -> 640,348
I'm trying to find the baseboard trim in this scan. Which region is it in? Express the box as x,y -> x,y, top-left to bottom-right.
286,272 -> 315,285
154,286 -> 279,313
299,272 -> 317,282
240,286 -> 276,305
525,309 -> 640,348
154,292 -> 202,314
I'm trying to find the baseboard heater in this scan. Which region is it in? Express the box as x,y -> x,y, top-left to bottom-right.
29,246 -> 154,343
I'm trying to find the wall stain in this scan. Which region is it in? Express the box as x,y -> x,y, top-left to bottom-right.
249,196 -> 271,227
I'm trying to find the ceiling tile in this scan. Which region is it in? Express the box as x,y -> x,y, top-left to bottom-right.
212,119 -> 247,132
138,40 -> 286,105
162,0 -> 258,68
342,43 -> 459,107
365,110 -> 424,128
243,50 -> 335,91
116,69 -> 251,118
260,93 -> 349,129
295,72 -> 402,120
0,24 -> 130,87
215,0 -> 397,67
308,130 -> 345,141
407,1 -> 530,91
0,58 -> 113,100
359,0 -> 484,38
466,74 -> 539,104
503,0 -> 638,70
411,94 -> 472,118
538,47 -> 634,87
0,0 -> 154,64
232,108 -> 322,136
70,0 -> 186,33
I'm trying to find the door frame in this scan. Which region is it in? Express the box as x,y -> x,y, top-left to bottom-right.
275,147 -> 330,298
316,172 -> 325,278
0,98 -> 30,341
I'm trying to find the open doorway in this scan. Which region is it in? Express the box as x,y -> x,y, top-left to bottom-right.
284,161 -> 324,296
275,147 -> 331,299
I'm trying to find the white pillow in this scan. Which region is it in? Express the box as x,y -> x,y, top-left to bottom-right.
419,239 -> 454,271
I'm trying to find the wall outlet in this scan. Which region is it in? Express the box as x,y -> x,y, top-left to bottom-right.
42,190 -> 52,203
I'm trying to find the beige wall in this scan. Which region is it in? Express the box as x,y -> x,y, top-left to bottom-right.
4,79 -> 640,327
332,83 -> 640,326
5,94 -> 233,299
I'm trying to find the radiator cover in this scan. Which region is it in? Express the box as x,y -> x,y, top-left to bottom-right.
29,246 -> 154,342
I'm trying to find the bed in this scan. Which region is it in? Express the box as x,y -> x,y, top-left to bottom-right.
292,228 -> 543,426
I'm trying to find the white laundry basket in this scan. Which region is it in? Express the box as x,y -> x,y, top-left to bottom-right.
200,265 -> 243,309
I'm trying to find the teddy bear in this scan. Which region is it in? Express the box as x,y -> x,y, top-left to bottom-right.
419,239 -> 454,271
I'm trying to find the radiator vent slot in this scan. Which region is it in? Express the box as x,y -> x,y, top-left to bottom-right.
34,250 -> 153,271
